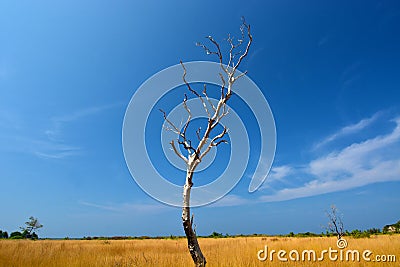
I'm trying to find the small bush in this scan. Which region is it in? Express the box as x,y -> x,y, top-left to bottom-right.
10,231 -> 23,239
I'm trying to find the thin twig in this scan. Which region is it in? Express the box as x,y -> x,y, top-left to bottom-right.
203,84 -> 216,112
170,140 -> 187,163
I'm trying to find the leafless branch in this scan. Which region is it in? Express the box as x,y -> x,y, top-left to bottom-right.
189,17 -> 252,163
196,36 -> 223,66
182,94 -> 192,138
235,70 -> 248,80
196,127 -> 202,141
219,73 -> 226,99
211,126 -> 228,145
199,126 -> 228,161
196,17 -> 252,107
226,31 -> 244,69
181,61 -> 211,117
160,103 -> 197,159
160,109 -> 182,136
170,140 -> 187,163
180,61 -> 200,98
178,140 -> 197,156
203,84 -> 216,112
214,139 -> 228,146
233,17 -> 252,74
162,17 -> 252,172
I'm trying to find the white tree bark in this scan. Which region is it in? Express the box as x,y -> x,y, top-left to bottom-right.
182,167 -> 206,266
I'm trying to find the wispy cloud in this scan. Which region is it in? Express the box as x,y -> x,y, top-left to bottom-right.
268,165 -> 293,181
260,159 -> 400,202
313,112 -> 381,150
34,146 -> 81,159
310,116 -> 400,179
45,103 -> 120,142
248,47 -> 264,65
0,103 -> 121,159
39,103 -> 122,158
79,201 -> 168,213
208,194 -> 251,207
260,115 -> 400,202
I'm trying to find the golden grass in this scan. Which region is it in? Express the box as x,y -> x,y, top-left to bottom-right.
0,235 -> 399,266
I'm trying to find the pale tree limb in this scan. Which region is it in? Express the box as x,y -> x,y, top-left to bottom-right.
181,61 -> 212,117
170,140 -> 187,163
203,85 -> 216,112
160,109 -> 182,136
199,126 -> 228,162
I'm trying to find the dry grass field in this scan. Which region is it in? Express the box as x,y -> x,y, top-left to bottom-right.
0,235 -> 399,267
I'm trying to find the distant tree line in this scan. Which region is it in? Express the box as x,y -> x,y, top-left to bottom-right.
1,218 -> 399,240
75,226 -> 399,241
285,228 -> 382,239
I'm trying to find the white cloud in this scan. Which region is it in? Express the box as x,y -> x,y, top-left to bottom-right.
268,165 -> 293,181
310,116 -> 400,179
313,112 -> 381,149
259,115 -> 400,202
260,159 -> 400,202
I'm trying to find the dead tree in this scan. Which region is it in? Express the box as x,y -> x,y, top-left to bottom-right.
160,18 -> 252,267
326,205 -> 345,240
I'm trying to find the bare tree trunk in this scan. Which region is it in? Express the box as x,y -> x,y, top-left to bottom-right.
182,170 -> 206,267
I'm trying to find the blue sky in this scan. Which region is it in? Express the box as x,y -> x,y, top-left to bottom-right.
1,1 -> 400,238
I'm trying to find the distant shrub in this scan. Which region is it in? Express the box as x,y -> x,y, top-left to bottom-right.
167,235 -> 179,240
366,228 -> 381,235
0,230 -> 9,239
110,236 -> 126,240
10,231 -> 23,239
294,232 -> 320,237
287,232 -> 294,237
350,229 -> 370,238
209,232 -> 224,238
